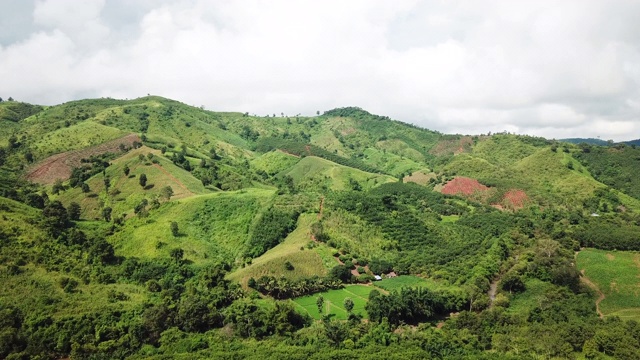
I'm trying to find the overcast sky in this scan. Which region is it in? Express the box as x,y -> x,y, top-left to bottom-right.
1,0 -> 640,141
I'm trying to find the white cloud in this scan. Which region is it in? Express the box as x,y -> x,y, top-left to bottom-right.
1,0 -> 639,141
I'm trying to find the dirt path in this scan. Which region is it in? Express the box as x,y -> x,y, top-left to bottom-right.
318,196 -> 325,220
580,269 -> 605,318
488,278 -> 499,307
153,163 -> 190,194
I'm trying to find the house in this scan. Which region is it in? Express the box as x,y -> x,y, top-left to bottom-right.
591,213 -> 600,217
387,272 -> 397,278
374,275 -> 382,281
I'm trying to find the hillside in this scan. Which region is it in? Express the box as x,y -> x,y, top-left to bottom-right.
1,96 -> 640,359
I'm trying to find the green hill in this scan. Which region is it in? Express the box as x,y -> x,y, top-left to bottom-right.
2,96 -> 640,359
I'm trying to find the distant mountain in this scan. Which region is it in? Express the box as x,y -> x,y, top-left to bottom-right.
559,138 -> 610,146
624,139 -> 640,146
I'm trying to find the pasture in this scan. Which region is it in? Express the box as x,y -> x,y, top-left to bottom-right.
577,248 -> 640,320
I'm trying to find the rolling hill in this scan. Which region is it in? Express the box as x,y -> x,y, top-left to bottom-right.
2,96 -> 640,359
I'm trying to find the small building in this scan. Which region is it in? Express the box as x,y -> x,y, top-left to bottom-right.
374,275 -> 382,281
387,272 -> 397,278
591,213 -> 600,217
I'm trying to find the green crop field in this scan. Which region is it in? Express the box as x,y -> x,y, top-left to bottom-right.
577,249 -> 640,320
293,285 -> 372,320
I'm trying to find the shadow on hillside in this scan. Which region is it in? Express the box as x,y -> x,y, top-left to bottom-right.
144,184 -> 154,190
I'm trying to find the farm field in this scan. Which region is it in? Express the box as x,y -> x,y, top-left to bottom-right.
293,276 -> 457,320
576,248 -> 640,320
293,285 -> 372,320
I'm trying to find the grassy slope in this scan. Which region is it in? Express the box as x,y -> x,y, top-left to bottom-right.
108,189 -> 273,266
0,197 -> 150,318
55,146 -> 209,219
577,249 -> 640,320
281,156 -> 396,191
250,150 -> 300,176
227,213 -> 328,286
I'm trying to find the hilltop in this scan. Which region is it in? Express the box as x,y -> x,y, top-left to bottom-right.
1,96 -> 640,358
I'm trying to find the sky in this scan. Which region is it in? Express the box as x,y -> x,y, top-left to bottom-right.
1,0 -> 640,141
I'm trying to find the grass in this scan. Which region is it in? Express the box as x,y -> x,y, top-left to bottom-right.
251,150 -> 300,176
56,146 -> 209,219
293,285 -> 372,320
506,278 -> 555,315
30,120 -> 128,159
282,156 -> 396,192
108,188 -> 274,266
576,249 -> 640,319
227,214 -> 329,286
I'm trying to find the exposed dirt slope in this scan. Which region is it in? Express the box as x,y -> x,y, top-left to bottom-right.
25,134 -> 140,184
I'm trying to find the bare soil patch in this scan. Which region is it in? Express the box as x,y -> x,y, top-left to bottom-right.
25,134 -> 140,184
501,189 -> 529,210
441,177 -> 490,196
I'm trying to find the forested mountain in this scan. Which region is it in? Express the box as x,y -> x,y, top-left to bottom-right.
1,96 -> 640,359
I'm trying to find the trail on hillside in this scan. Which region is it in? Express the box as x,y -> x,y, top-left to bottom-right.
580,269 -> 605,318
153,163 -> 190,195
488,279 -> 499,307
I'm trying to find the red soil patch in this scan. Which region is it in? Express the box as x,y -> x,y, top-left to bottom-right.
25,134 -> 140,184
441,177 -> 489,196
502,189 -> 529,210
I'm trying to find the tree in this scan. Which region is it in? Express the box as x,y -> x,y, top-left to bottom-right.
161,186 -> 173,200
42,200 -> 69,231
139,173 -> 147,188
24,151 -> 33,163
8,97 -> 13,101
102,207 -> 112,222
68,202 -> 81,221
170,221 -> 179,237
104,176 -> 111,191
81,182 -> 90,193
52,179 -> 64,195
344,297 -> 354,313
316,295 -> 325,315
124,165 -> 130,176
170,248 -> 184,263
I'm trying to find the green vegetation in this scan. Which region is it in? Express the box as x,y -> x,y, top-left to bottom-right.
577,249 -> 640,319
2,97 -> 640,359
294,285 -> 371,320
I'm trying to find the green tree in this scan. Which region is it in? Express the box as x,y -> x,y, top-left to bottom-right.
139,173 -> 147,188
68,202 -> 81,221
52,179 -> 64,195
344,297 -> 354,313
104,176 -> 111,191
81,182 -> 90,193
317,295 -> 325,315
170,221 -> 179,237
124,165 -> 130,176
102,207 -> 112,222
161,185 -> 174,200
24,151 -> 33,163
170,248 -> 184,263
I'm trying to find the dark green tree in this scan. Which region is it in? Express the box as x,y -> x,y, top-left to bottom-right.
317,295 -> 325,315
124,165 -> 130,176
102,207 -> 112,222
170,221 -> 179,237
81,182 -> 90,193
68,202 -> 81,221
139,173 -> 147,188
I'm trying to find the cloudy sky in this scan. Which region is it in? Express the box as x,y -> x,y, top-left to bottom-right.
1,0 -> 640,141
